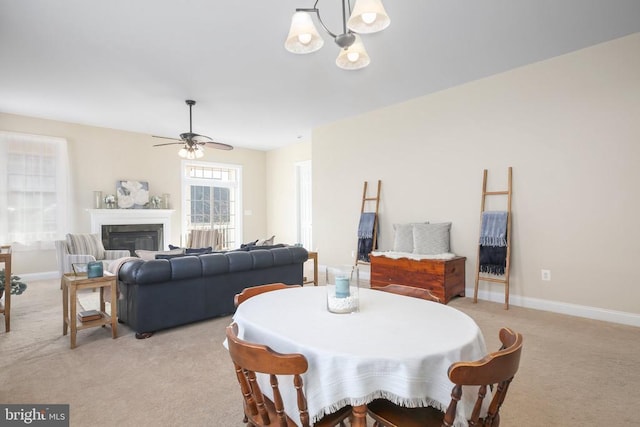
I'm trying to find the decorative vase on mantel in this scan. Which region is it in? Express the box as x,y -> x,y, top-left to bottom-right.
93,191 -> 103,209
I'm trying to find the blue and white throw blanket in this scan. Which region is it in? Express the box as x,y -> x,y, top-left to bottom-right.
357,212 -> 377,262
479,211 -> 508,275
479,211 -> 508,247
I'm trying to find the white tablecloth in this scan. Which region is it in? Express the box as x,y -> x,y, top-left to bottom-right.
232,286 -> 488,427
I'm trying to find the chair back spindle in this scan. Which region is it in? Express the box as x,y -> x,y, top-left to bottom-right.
226,323 -> 353,427
367,327 -> 523,427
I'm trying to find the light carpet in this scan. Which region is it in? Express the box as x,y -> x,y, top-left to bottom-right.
1,279 -> 639,426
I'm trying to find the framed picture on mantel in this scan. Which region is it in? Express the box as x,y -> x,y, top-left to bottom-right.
116,180 -> 149,209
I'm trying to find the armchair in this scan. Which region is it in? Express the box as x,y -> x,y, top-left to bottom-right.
55,233 -> 130,276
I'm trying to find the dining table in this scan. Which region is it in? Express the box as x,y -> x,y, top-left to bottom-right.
231,286 -> 488,427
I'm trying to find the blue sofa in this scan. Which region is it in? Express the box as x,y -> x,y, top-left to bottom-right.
117,246 -> 308,338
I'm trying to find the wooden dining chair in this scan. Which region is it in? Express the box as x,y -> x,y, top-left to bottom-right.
225,323 -> 352,427
367,327 -> 523,427
233,283 -> 301,307
373,284 -> 441,303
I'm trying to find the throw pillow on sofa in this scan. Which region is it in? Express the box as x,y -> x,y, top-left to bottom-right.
168,244 -> 212,255
240,240 -> 259,248
256,235 -> 275,246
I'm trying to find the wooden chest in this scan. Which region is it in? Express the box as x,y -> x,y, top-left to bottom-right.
369,254 -> 466,304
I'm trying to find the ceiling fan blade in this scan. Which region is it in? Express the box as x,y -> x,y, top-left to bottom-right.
191,134 -> 233,150
152,141 -> 185,147
190,134 -> 214,144
153,100 -> 233,151
152,135 -> 182,141
204,141 -> 234,151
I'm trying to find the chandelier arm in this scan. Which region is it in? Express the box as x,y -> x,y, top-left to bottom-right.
297,7 -> 338,39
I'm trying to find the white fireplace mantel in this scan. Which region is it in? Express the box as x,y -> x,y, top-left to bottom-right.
87,209 -> 175,250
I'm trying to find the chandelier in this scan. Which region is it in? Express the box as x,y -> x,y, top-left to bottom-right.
284,0 -> 390,70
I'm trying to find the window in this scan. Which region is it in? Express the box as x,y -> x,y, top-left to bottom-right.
189,186 -> 230,224
0,131 -> 69,250
182,161 -> 241,250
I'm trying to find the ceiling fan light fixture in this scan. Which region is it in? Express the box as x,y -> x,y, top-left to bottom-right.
336,35 -> 370,70
153,99 -> 233,157
285,11 -> 324,54
347,0 -> 390,34
178,144 -> 205,160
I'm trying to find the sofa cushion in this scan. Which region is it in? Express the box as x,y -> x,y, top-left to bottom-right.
200,253 -> 230,275
119,259 -> 172,285
227,251 -> 253,272
272,247 -> 294,266
170,256 -> 202,280
251,249 -> 275,269
66,233 -> 105,260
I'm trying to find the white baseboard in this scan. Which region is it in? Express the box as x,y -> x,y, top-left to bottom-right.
21,269 -> 638,327
470,287 -> 640,327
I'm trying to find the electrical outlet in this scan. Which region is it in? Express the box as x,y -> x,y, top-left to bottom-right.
351,250 -> 356,258
541,269 -> 551,281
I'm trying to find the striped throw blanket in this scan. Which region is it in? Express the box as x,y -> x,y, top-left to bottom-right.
357,213 -> 377,262
479,211 -> 508,275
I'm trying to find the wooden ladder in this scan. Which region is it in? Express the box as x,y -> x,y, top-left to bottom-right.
356,180 -> 381,266
473,167 -> 513,309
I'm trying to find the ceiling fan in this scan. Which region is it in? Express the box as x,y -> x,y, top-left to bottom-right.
153,100 -> 233,158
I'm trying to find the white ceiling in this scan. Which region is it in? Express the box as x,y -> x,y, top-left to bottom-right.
1,1 -> 639,151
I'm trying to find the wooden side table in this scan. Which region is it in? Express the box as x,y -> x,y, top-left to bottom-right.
303,251 -> 318,286
61,272 -> 117,349
0,245 -> 11,332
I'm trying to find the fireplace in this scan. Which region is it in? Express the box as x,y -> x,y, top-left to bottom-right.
102,224 -> 163,252
88,208 -> 174,252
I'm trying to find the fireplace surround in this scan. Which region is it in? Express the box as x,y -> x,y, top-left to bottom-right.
88,209 -> 174,251
102,223 -> 163,252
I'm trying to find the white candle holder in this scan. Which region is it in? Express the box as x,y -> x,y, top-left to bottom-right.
326,265 -> 359,314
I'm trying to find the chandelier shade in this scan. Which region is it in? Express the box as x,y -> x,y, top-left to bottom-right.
283,0 -> 389,70
347,0 -> 390,34
285,11 -> 324,54
336,35 -> 370,70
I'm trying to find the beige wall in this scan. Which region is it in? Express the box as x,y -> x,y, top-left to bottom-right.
313,33 -> 640,316
0,113 -> 268,274
265,141 -> 312,245
3,33 -> 639,322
